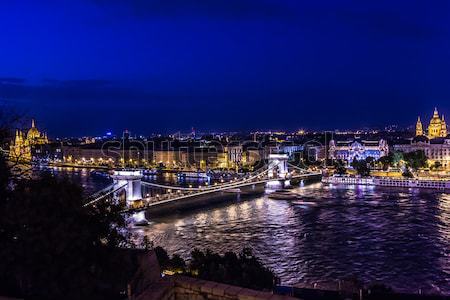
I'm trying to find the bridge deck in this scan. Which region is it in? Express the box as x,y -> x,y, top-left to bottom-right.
126,172 -> 321,213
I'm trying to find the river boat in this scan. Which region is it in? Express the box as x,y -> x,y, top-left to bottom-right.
323,175 -> 450,190
177,171 -> 209,179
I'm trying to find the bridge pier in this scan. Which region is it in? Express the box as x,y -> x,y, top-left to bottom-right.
268,154 -> 289,179
111,170 -> 143,206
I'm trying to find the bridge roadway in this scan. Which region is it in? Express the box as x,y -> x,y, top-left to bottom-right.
84,163 -> 322,214
126,171 -> 322,213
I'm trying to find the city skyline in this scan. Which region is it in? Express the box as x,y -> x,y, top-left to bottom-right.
1,2 -> 450,299
8,106 -> 448,138
1,0 -> 450,135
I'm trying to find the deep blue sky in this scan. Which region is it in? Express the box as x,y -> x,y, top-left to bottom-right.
1,0 -> 450,136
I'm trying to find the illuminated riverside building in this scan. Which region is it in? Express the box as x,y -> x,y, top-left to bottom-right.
9,119 -> 49,161
62,146 -> 184,168
394,135 -> 450,170
328,139 -> 388,164
416,107 -> 447,139
61,138 -> 292,170
393,108 -> 450,170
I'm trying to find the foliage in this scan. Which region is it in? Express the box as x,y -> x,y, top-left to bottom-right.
365,156 -> 376,168
377,151 -> 404,170
155,247 -> 275,291
403,150 -> 427,170
154,246 -> 171,269
0,156 -> 134,300
377,156 -> 390,171
170,254 -> 187,273
390,151 -> 404,166
192,248 -> 275,291
333,159 -> 347,175
351,158 -> 371,177
377,155 -> 392,171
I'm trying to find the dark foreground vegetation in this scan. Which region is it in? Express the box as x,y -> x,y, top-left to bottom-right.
0,152 -> 275,299
154,246 -> 276,291
0,155 -> 137,299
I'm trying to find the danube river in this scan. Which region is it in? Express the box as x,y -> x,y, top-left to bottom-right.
135,183 -> 449,295
45,167 -> 450,295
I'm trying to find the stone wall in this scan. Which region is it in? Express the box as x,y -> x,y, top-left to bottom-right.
132,275 -> 298,300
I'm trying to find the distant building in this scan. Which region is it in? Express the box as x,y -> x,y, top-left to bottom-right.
394,135 -> 450,170
9,119 -> 48,161
416,107 -> 447,139
226,144 -> 243,166
329,139 -> 388,164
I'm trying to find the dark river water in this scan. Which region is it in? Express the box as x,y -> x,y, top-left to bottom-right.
135,183 -> 450,295
44,167 -> 450,295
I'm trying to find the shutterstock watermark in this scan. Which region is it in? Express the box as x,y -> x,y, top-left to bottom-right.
92,136 -> 330,171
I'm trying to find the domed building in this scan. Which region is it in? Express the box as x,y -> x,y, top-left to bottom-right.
9,119 -> 48,161
26,119 -> 48,145
416,107 -> 447,139
394,109 -> 450,170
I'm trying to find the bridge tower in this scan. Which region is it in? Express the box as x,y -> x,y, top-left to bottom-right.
111,170 -> 143,206
268,154 -> 289,179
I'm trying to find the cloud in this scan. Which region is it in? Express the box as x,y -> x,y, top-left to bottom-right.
90,0 -> 295,20
0,77 -> 26,85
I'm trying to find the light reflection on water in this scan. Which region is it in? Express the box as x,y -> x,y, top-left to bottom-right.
39,167 -> 449,294
135,184 -> 450,295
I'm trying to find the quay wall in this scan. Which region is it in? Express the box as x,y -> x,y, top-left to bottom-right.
132,275 -> 297,300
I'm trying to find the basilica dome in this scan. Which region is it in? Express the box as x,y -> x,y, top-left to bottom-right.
427,107 -> 446,139
430,114 -> 442,125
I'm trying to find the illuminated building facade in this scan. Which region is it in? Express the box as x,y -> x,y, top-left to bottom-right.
416,107 -> 447,139
394,135 -> 450,170
9,119 -> 48,161
328,139 -> 389,164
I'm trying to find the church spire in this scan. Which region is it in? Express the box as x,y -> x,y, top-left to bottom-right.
441,114 -> 447,137
31,119 -> 35,128
416,116 -> 423,136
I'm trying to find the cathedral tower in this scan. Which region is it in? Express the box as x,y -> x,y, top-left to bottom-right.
416,116 -> 423,136
441,114 -> 447,137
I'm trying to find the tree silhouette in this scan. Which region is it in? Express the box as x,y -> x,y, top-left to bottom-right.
0,157 -> 135,299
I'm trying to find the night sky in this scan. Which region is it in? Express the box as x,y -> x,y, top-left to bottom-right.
1,0 -> 450,136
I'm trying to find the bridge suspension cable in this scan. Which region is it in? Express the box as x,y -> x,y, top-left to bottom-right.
141,165 -> 273,191
83,183 -> 127,207
287,162 -> 310,173
89,183 -> 117,199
